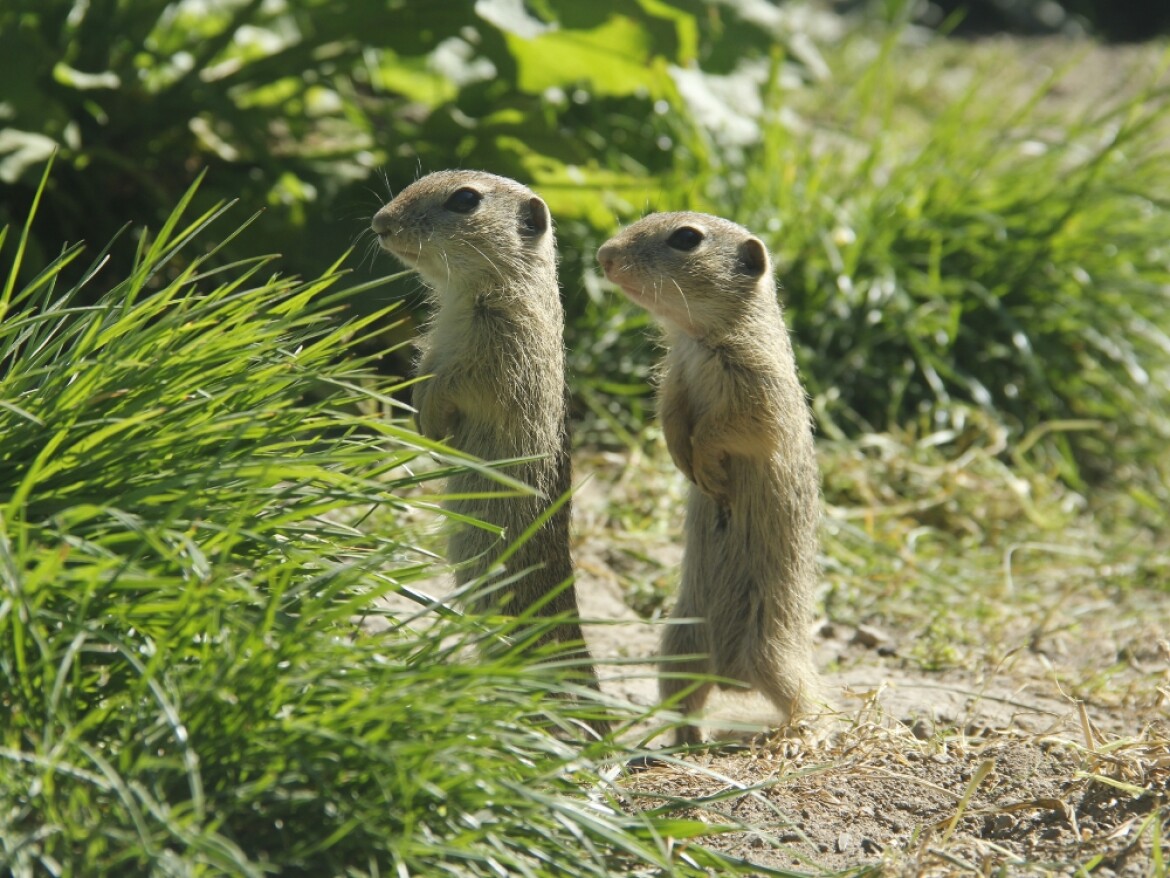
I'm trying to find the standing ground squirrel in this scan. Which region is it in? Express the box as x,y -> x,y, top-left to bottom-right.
371,171 -> 597,683
598,211 -> 823,745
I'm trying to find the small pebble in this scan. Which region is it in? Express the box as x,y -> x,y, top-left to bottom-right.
986,814 -> 1015,835
853,624 -> 891,649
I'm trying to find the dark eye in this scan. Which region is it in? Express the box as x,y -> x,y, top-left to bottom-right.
443,187 -> 482,213
666,226 -> 703,251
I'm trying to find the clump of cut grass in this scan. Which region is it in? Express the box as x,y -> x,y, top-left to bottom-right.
0,164 -> 779,877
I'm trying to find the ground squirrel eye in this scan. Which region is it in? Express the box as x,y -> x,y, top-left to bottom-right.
666,227 -> 704,251
443,188 -> 482,213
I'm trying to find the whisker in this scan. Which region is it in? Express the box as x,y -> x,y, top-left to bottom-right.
440,249 -> 452,291
670,276 -> 693,326
464,239 -> 509,286
360,236 -> 384,271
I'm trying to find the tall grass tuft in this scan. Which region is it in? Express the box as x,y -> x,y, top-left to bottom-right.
711,37 -> 1170,488
0,166 -> 770,876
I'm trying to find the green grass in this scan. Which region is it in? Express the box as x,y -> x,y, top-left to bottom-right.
5,12 -> 1170,875
816,417 -> 1169,675
0,167 -> 787,877
742,36 -> 1170,488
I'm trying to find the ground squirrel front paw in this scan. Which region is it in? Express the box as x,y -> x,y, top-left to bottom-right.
413,384 -> 457,440
691,445 -> 729,503
667,441 -> 695,485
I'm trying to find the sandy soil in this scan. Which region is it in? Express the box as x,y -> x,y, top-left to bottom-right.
569,457 -> 1169,875
382,447 -> 1167,875
583,579 -> 1167,875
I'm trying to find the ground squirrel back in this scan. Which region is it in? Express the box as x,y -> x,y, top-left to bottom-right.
598,211 -> 823,744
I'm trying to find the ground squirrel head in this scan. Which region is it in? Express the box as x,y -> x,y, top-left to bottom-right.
372,170 -> 555,295
597,211 -> 772,338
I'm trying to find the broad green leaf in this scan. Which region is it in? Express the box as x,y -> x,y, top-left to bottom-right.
506,15 -> 671,97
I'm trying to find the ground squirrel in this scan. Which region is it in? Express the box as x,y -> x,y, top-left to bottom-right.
598,211 -> 823,745
372,170 -> 597,683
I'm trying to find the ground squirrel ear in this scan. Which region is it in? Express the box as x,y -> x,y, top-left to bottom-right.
523,196 -> 550,235
737,236 -> 769,278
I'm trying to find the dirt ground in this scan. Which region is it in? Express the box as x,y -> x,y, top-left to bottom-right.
587,597 -> 1167,875
570,458 -> 1170,876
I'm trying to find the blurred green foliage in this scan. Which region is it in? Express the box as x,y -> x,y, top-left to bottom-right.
915,0 -> 1170,40
0,0 -> 730,288
717,34 -> 1170,487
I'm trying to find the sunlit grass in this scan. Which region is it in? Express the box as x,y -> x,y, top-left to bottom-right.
0,166 -> 787,877
738,36 -> 1170,490
573,24 -> 1170,495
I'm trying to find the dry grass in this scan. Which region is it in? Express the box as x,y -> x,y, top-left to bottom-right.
572,414 -> 1169,874
618,714 -> 1168,875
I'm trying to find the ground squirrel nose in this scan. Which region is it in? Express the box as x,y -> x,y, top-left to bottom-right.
597,243 -> 614,274
371,211 -> 390,235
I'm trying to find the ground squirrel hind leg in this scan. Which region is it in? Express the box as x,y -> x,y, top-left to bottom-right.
547,617 -> 602,691
534,617 -> 609,739
751,654 -> 821,726
659,616 -> 713,746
